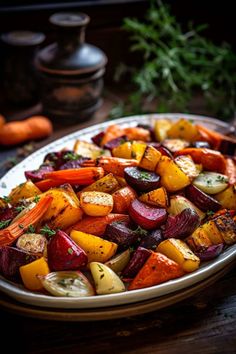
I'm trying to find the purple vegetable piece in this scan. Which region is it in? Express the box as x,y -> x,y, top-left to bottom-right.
104,221 -> 140,250
122,246 -> 151,278
59,157 -> 89,170
195,244 -> 224,261
0,246 -> 37,281
43,150 -> 79,169
163,208 -> 200,239
140,229 -> 163,250
91,131 -> 105,146
0,207 -> 18,224
25,164 -> 54,182
105,135 -> 128,151
185,185 -> 221,212
124,167 -> 161,192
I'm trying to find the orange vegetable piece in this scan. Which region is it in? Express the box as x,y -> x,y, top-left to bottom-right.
44,167 -> 104,185
174,148 -> 226,173
66,213 -> 129,236
128,252 -> 184,290
0,196 -> 53,247
97,156 -> 138,177
224,157 -> 236,185
196,124 -> 236,150
101,124 -> 124,146
123,127 -> 151,142
0,115 -> 52,146
19,257 -> 50,291
0,114 -> 5,128
112,186 -> 137,213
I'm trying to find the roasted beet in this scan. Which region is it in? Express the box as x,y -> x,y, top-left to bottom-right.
140,229 -> 163,250
25,164 -> 54,182
0,246 -> 37,280
43,150 -> 79,169
195,244 -> 224,261
104,221 -> 140,249
0,206 -> 18,224
91,131 -> 105,146
129,199 -> 167,230
191,141 -> 211,149
124,167 -> 160,192
47,230 -> 88,271
59,157 -> 89,170
163,208 -> 200,239
185,184 -> 221,212
122,246 -> 151,278
156,145 -> 174,159
104,135 -> 128,151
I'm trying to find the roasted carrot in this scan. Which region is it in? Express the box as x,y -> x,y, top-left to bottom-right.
196,124 -> 236,151
128,252 -> 184,290
224,157 -> 236,184
0,116 -> 53,146
112,186 -> 137,214
211,209 -> 236,219
100,124 -> 125,146
0,195 -> 53,246
0,114 -> 5,128
35,178 -> 66,192
96,156 -> 138,177
66,213 -> 130,236
44,167 -> 104,185
123,127 -> 151,142
174,148 -> 226,173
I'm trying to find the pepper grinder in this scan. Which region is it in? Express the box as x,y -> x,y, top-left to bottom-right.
34,12 -> 107,124
1,30 -> 45,106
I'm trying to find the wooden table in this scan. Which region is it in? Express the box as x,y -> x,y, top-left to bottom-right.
0,98 -> 236,354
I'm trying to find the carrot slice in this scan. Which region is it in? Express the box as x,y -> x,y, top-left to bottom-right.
128,251 -> 184,290
97,157 -> 138,177
35,178 -> 65,192
224,157 -> 236,185
0,195 -> 53,246
44,167 -> 104,184
196,124 -> 236,150
66,213 -> 130,236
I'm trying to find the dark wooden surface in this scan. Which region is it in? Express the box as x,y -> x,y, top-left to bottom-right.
0,97 -> 236,354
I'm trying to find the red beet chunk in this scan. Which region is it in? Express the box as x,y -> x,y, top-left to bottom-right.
129,199 -> 167,230
122,246 -> 151,278
185,185 -> 221,212
163,208 -> 200,239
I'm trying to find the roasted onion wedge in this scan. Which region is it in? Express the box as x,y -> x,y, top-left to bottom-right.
40,271 -> 95,297
193,172 -> 229,194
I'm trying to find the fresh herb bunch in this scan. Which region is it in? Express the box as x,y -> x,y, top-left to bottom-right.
111,0 -> 236,120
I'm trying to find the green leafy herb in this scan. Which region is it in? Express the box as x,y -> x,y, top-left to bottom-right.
67,247 -> 73,255
112,0 -> 236,120
63,152 -> 79,161
206,210 -> 215,217
216,175 -> 228,183
2,196 -> 11,204
26,224 -> 35,233
0,219 -> 11,230
134,225 -> 148,238
140,171 -> 151,180
33,195 -> 40,203
15,205 -> 26,213
40,225 -> 56,237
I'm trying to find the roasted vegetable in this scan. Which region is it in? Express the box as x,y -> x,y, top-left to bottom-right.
124,167 -> 160,192
40,270 -> 95,297
174,155 -> 202,180
79,173 -> 120,194
163,208 -> 200,239
112,186 -> 137,214
156,156 -> 190,192
129,199 -> 167,230
193,172 -> 229,194
44,167 -> 105,185
167,195 -> 205,220
139,187 -> 169,208
122,246 -> 151,278
195,244 -> 224,261
167,118 -> 200,142
185,184 -> 221,212
19,256 -> 50,291
105,249 -> 131,274
90,262 -> 125,295
128,251 -> 184,290
47,230 -> 88,271
104,221 -> 140,249
0,246 -> 37,280
157,238 -> 200,272
215,185 -> 236,209
139,145 -> 162,171
16,233 -> 47,257
9,180 -> 41,205
70,230 -> 118,263
214,214 -> 236,245
79,191 -> 113,217
140,229 -> 163,250
154,118 -> 172,142
73,140 -> 105,159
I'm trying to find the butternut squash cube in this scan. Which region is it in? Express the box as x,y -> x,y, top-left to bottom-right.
19,257 -> 50,291
9,180 -> 41,204
80,191 -> 113,216
139,187 -> 169,208
79,173 -> 120,194
156,156 -> 190,192
139,145 -> 162,171
201,220 -> 224,245
167,118 -> 200,142
112,142 -> 132,159
154,119 -> 172,142
70,230 -> 118,263
157,238 -> 200,272
215,185 -> 236,209
186,226 -> 213,251
131,142 -> 147,162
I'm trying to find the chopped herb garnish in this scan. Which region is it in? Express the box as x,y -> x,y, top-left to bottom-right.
33,195 -> 40,203
206,179 -> 212,185
26,224 -> 35,233
139,171 -> 151,180
206,210 -> 215,217
2,196 -> 11,203
67,247 -> 73,255
216,175 -> 228,183
40,225 -> 56,237
97,264 -> 104,272
19,224 -> 24,229
58,279 -> 67,287
100,274 -> 105,279
63,152 -> 79,161
134,226 -> 148,237
119,138 -> 127,145
0,219 -> 11,230
100,149 -> 106,155
15,205 -> 26,213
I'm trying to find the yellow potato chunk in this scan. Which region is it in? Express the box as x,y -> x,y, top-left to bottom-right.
19,257 -> 50,291
70,230 -> 117,263
9,180 -> 41,204
80,191 -> 113,216
157,238 -> 200,272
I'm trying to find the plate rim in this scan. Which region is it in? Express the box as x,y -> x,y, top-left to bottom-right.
0,112 -> 235,309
